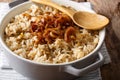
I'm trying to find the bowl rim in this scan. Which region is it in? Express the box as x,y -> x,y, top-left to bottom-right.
0,1 -> 105,66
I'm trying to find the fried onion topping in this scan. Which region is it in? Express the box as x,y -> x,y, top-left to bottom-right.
30,13 -> 77,44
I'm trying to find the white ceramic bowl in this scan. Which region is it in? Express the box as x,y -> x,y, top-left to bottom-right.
0,1 -> 105,80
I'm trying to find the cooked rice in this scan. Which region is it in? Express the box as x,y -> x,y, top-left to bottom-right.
4,4 -> 99,64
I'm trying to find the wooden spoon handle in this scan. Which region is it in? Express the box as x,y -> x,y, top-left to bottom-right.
31,0 -> 76,18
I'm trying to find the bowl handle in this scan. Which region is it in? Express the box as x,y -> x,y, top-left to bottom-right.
63,52 -> 104,76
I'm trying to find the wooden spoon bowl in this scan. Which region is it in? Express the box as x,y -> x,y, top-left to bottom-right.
31,0 -> 109,30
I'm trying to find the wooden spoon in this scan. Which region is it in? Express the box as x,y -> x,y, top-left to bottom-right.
31,0 -> 109,30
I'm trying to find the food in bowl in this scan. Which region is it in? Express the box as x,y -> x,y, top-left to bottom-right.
4,4 -> 99,64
